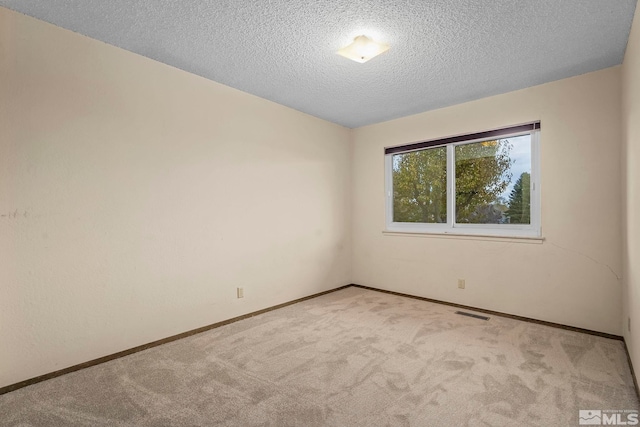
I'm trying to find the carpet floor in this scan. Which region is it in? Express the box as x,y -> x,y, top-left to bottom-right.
0,286 -> 638,426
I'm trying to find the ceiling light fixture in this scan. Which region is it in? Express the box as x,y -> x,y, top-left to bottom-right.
337,35 -> 390,63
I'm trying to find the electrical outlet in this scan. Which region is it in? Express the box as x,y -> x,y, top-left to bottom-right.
458,279 -> 465,289
237,287 -> 244,299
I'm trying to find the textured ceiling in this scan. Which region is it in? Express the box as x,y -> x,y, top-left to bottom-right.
1,1 -> 637,128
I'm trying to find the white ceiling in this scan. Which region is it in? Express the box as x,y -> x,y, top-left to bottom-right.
1,1 -> 637,128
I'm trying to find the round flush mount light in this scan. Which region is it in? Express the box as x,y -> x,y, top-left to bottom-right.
337,35 -> 390,63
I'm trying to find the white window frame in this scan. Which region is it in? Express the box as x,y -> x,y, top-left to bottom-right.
385,126 -> 541,238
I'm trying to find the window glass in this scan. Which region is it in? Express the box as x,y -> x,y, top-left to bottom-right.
385,125 -> 540,237
392,146 -> 447,223
455,135 -> 531,224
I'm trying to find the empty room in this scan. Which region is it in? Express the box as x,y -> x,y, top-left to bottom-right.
2,1 -> 640,426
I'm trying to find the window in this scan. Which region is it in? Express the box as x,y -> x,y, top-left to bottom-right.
385,122 -> 541,237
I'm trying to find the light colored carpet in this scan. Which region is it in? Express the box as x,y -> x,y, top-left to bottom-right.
0,286 -> 637,426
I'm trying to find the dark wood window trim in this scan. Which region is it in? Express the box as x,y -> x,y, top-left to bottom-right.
384,121 -> 541,155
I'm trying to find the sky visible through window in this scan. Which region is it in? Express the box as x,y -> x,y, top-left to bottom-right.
501,135 -> 531,200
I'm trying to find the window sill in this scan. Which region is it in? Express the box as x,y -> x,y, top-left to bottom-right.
382,230 -> 545,244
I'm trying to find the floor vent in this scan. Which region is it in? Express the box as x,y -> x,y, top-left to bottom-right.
455,311 -> 490,321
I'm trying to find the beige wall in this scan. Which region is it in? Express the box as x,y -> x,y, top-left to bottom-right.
622,4 -> 640,381
0,8 -> 352,388
352,67 -> 623,335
